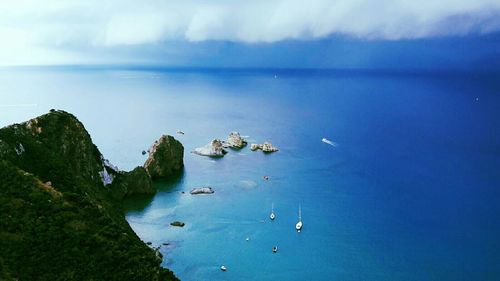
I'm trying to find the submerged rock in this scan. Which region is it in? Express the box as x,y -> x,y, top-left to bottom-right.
250,142 -> 279,153
144,135 -> 184,179
226,132 -> 247,149
190,187 -> 215,195
193,139 -> 227,157
170,221 -> 185,227
237,180 -> 258,189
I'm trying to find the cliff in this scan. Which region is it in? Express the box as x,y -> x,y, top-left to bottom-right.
0,110 -> 179,281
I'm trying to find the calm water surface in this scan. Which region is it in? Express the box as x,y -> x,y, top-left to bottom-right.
1,68 -> 499,280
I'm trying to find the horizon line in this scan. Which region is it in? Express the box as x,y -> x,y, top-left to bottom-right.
1,64 -> 499,77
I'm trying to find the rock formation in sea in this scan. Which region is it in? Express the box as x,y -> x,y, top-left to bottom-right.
193,139 -> 227,157
250,142 -> 279,153
144,135 -> 184,179
0,110 -> 179,281
225,131 -> 247,149
190,187 -> 215,194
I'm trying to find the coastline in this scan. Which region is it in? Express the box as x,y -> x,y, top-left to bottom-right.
0,110 -> 181,280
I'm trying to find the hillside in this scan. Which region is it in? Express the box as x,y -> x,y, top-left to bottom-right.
0,110 -> 179,281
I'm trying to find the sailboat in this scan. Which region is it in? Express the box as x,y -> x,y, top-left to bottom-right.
269,203 -> 276,220
295,205 -> 303,232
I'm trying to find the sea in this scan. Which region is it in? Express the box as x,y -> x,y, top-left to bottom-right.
1,67 -> 499,280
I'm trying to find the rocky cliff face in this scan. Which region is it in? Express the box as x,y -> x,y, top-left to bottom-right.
0,110 -> 105,195
144,135 -> 184,179
111,166 -> 155,198
0,110 -> 179,281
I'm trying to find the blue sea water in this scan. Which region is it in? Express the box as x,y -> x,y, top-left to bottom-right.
1,68 -> 499,280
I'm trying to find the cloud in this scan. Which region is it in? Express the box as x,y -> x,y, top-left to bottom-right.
1,0 -> 500,64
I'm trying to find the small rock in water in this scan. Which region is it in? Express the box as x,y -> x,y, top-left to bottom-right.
146,242 -> 152,245
142,150 -> 147,155
170,221 -> 185,227
262,142 -> 278,152
193,139 -> 227,157
190,187 -> 215,195
226,131 -> 247,149
251,142 -> 279,153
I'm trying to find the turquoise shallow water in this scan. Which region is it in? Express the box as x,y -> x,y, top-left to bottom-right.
1,68 -> 499,280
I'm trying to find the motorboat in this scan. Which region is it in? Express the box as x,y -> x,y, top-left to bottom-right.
295,205 -> 303,232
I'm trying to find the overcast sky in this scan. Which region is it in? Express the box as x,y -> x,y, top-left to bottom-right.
1,0 -> 500,66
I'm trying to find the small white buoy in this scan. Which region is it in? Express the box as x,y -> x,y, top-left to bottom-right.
220,265 -> 227,271
246,237 -> 250,241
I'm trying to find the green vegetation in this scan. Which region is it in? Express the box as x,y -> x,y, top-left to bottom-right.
0,111 -> 178,281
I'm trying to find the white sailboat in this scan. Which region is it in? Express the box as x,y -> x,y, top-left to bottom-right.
269,203 -> 276,220
295,205 -> 303,232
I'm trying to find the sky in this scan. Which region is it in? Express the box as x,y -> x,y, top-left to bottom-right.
1,0 -> 500,69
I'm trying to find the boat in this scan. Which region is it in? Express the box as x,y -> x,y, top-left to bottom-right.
295,205 -> 303,232
220,265 -> 227,271
322,138 -> 336,147
269,203 -> 276,220
272,246 -> 278,253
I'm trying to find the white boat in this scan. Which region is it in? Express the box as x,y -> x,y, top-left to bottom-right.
272,246 -> 278,253
269,203 -> 276,220
295,205 -> 303,232
322,138 -> 336,147
220,265 -> 227,271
